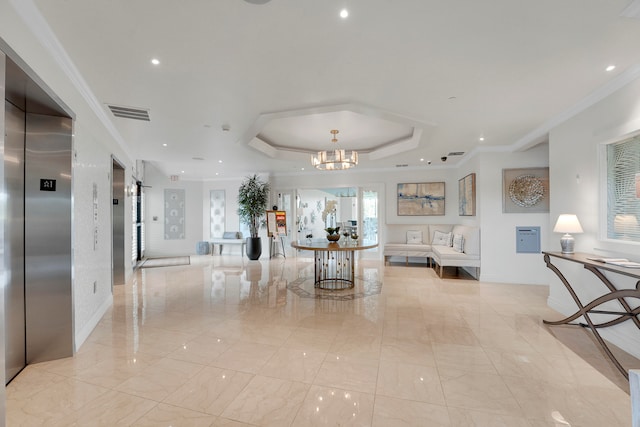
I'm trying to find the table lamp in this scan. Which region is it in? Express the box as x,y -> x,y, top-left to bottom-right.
553,214 -> 583,254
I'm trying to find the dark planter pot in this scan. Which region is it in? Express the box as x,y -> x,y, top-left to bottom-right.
245,237 -> 262,260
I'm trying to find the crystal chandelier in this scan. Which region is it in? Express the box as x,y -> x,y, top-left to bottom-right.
311,130 -> 358,170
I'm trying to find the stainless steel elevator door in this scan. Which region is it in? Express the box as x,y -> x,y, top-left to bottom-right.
24,112 -> 73,364
4,101 -> 26,383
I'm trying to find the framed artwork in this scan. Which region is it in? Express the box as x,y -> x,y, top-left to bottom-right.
164,188 -> 185,239
210,190 -> 225,239
397,182 -> 445,216
502,167 -> 549,213
458,173 -> 476,216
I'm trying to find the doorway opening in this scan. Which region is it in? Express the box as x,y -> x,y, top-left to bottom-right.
112,157 -> 125,286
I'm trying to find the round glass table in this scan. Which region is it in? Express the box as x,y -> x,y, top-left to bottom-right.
291,240 -> 378,289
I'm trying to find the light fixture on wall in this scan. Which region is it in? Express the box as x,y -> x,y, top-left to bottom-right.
553,214 -> 583,254
311,130 -> 358,171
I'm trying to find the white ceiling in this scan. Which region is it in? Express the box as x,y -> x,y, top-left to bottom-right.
23,0 -> 640,179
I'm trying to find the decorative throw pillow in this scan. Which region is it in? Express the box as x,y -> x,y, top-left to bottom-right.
406,230 -> 422,245
452,234 -> 464,253
432,230 -> 453,246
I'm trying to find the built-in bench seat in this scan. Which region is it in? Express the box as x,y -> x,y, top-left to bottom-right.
383,224 -> 480,279
383,243 -> 432,265
431,225 -> 480,278
210,231 -> 245,255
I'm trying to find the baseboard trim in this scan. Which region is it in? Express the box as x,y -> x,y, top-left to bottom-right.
75,294 -> 113,352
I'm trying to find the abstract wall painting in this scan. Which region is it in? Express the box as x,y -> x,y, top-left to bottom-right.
458,173 -> 476,216
397,182 -> 445,216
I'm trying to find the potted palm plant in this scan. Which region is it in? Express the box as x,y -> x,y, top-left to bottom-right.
237,174 -> 270,260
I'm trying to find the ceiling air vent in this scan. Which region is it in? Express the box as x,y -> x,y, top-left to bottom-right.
396,164 -> 408,168
107,104 -> 150,121
447,151 -> 465,156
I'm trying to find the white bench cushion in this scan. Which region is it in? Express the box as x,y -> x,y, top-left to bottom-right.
433,245 -> 479,261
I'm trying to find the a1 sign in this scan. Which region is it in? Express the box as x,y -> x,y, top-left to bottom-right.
40,179 -> 56,191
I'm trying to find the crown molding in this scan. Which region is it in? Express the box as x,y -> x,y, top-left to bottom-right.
512,63 -> 640,152
11,0 -> 640,179
9,0 -> 131,159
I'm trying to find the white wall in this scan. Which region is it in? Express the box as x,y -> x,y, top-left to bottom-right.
201,176 -> 247,256
72,122 -> 116,348
548,75 -> 640,358
475,144 -> 550,284
144,162 -> 204,257
143,172 -> 282,259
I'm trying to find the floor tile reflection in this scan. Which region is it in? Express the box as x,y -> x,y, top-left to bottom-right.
5,255 -> 638,426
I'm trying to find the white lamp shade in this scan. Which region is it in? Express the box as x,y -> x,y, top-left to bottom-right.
553,214 -> 583,234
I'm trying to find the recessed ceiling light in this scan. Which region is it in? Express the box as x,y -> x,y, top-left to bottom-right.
151,58 -> 160,65
301,167 -> 305,171
420,158 -> 424,162
479,137 -> 485,141
606,65 -> 616,72
340,9 -> 349,18
181,170 -> 185,173
218,160 -> 223,163
162,143 -> 168,147
215,172 -> 219,176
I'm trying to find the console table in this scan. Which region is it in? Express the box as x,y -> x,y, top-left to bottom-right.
291,240 -> 377,290
543,251 -> 640,380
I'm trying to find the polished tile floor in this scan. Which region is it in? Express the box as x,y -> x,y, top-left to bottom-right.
6,254 -> 637,426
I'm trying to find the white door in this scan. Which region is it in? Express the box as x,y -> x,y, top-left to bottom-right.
359,186 -> 381,259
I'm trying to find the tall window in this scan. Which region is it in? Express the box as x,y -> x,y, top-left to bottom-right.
606,135 -> 640,242
131,181 -> 145,264
132,186 -> 137,264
